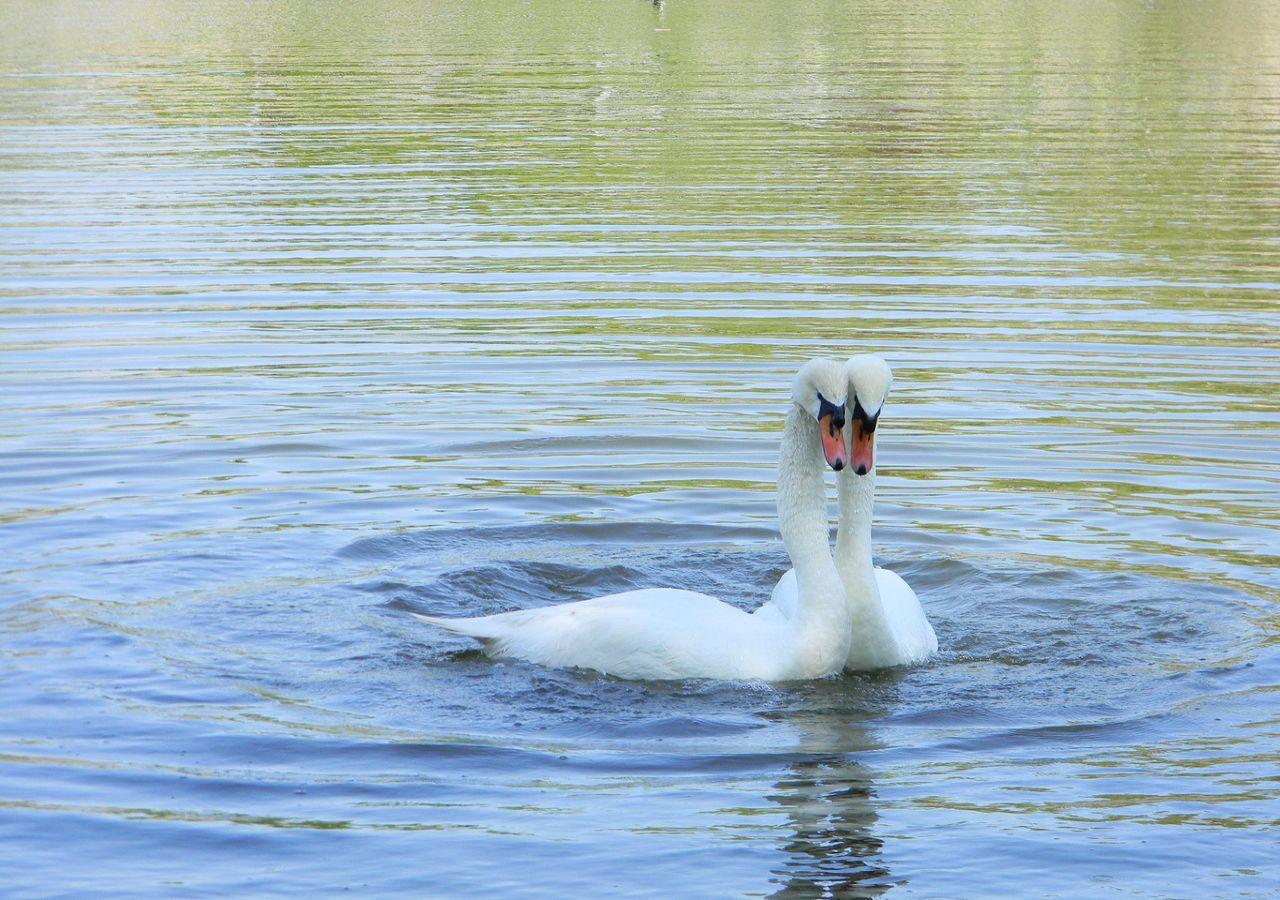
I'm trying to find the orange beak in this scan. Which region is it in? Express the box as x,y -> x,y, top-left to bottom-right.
819,413 -> 849,471
851,416 -> 874,475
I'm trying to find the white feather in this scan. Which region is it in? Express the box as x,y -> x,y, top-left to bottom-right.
755,565 -> 936,669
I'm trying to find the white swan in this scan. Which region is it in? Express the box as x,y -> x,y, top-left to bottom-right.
409,359 -> 856,681
756,355 -> 937,670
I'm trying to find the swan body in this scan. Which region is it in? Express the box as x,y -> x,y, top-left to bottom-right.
411,359 -> 855,682
760,559 -> 936,670
755,356 -> 937,670
414,587 -> 819,681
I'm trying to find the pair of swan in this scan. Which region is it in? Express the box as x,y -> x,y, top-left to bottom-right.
757,358 -> 938,671
410,356 -> 936,680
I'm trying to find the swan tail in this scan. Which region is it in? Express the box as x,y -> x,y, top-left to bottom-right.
408,611 -> 504,642
401,609 -> 517,650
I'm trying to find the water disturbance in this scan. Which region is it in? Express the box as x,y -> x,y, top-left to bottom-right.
1,1 -> 1277,896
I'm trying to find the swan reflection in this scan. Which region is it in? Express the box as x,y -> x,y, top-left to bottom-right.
768,755 -> 893,897
767,690 -> 900,897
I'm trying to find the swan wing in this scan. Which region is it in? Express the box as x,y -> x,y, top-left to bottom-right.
873,567 -> 938,663
752,567 -> 799,625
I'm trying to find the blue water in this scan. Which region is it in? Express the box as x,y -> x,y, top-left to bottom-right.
2,1 -> 1278,896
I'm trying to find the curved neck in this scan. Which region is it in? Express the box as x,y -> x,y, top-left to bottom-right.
836,470 -> 875,574
776,406 -> 848,669
836,466 -> 896,652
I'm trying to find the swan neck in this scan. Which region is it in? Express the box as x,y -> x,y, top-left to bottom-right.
776,406 -> 848,669
777,407 -> 833,565
837,468 -> 884,620
836,466 -> 901,667
836,469 -> 875,568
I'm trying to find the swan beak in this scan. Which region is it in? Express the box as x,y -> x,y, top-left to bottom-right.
819,412 -> 849,471
851,416 -> 875,476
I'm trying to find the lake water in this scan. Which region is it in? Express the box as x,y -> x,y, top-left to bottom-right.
2,1 -> 1278,896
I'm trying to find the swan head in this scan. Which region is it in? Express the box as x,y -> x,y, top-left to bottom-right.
846,355 -> 893,476
791,358 -> 849,471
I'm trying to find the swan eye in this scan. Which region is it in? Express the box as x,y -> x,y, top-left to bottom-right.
816,394 -> 846,429
852,397 -> 880,432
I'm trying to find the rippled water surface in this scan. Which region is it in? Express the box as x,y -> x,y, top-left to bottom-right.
2,1 -> 1278,896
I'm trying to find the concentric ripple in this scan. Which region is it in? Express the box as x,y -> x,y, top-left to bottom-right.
1,0 -> 1278,896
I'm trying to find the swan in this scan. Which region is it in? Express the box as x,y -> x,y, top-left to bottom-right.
408,358 -> 856,681
756,355 -> 937,670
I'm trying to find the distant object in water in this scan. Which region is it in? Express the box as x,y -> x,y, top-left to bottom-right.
410,358 -> 854,680
754,356 -> 937,669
